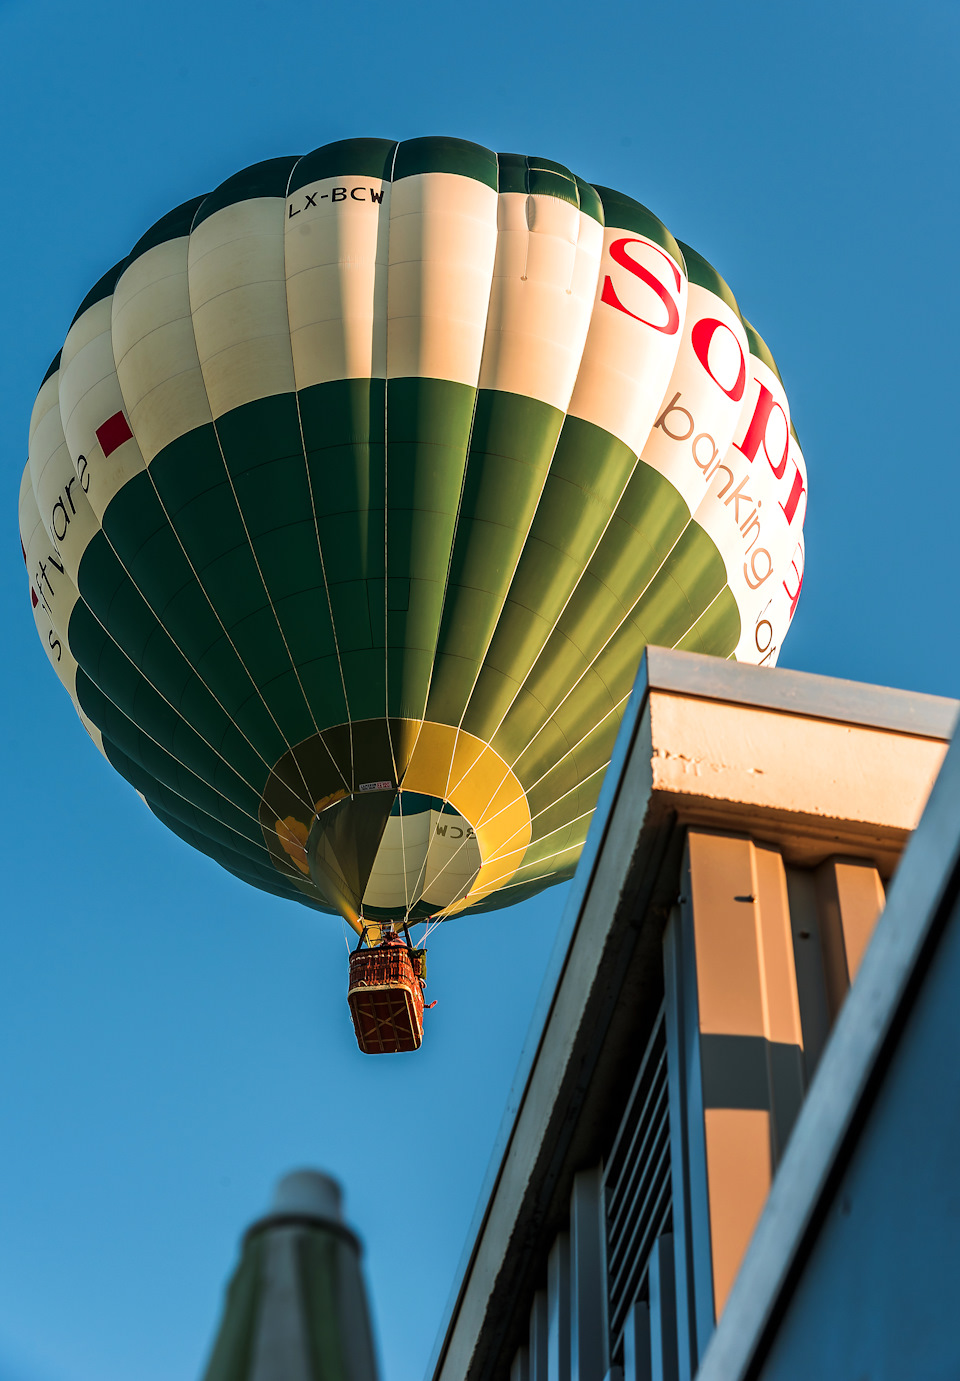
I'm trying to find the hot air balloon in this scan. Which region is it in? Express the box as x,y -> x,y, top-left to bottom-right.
20,136 -> 806,1049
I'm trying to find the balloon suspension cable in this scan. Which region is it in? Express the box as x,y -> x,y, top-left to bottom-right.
419,914 -> 446,946
401,803 -> 482,932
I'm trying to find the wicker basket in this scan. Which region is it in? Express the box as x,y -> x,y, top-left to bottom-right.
347,940 -> 425,1054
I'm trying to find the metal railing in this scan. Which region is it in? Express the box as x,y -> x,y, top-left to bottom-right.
603,1003 -> 672,1359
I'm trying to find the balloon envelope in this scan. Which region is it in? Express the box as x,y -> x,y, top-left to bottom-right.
20,136 -> 807,931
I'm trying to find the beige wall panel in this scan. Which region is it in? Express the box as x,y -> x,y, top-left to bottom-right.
386,173 -> 498,383
703,1108 -> 771,1316
688,831 -> 765,1036
835,859 -> 885,980
819,857 -> 886,985
188,198 -> 295,416
568,228 -> 687,456
753,844 -> 804,1046
112,238 -> 212,461
477,193 -> 602,410
285,178 -> 390,387
59,300 -> 147,520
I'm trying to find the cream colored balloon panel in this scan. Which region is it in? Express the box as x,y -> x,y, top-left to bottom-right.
730,387 -> 806,663
386,171 -> 499,384
569,219 -> 688,456
28,368 -> 100,585
360,805 -> 480,916
284,175 -> 392,388
19,465 -> 105,752
755,527 -> 806,668
187,195 -> 297,419
58,294 -> 147,522
422,178 -> 603,729
478,191 -> 602,409
641,274 -> 750,516
111,231 -> 212,463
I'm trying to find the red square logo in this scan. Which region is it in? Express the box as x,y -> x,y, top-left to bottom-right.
96,411 -> 133,458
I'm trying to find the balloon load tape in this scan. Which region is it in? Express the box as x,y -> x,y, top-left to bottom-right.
347,928 -> 427,1054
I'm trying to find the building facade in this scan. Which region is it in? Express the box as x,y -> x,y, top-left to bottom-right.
429,648 -> 958,1381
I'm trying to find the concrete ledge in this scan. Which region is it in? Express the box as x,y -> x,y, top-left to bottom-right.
648,690 -> 949,876
642,648 -> 958,741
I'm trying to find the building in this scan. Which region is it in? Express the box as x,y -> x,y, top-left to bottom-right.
428,647 -> 960,1381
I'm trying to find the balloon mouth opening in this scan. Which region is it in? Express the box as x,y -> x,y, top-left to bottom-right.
259,721 -> 532,923
305,788 -> 482,926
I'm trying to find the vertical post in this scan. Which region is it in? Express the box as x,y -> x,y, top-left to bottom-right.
787,858 -> 886,1082
664,830 -> 806,1367
784,867 -> 833,1083
512,1346 -> 531,1381
753,844 -> 807,1160
570,1167 -> 610,1381
817,858 -> 886,1007
647,1235 -> 678,1381
663,906 -> 703,1381
547,1233 -> 571,1381
530,1290 -> 549,1381
622,1301 -> 651,1381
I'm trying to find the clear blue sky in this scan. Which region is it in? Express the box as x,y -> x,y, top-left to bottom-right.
0,1 -> 957,1379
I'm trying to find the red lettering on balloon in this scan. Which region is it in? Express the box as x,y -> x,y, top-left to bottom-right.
736,383 -> 789,478
783,548 -> 804,617
600,237 -> 681,335
690,318 -> 746,401
779,463 -> 807,526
